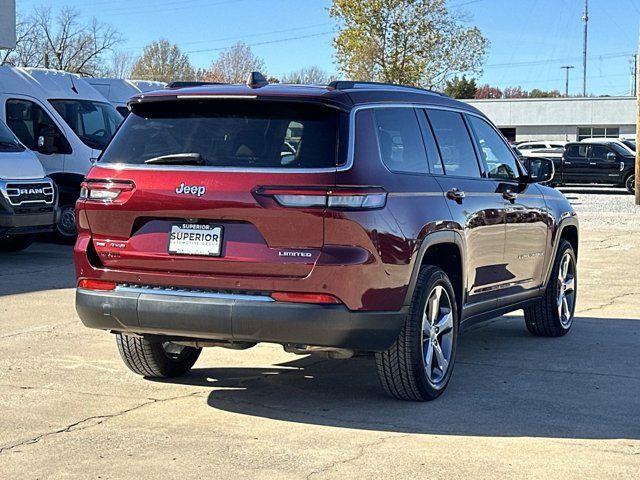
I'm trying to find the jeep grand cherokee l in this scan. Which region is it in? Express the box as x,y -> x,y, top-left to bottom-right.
74,75 -> 578,401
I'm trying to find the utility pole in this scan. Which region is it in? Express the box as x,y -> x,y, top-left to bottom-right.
582,0 -> 589,96
636,48 -> 639,205
632,55 -> 637,96
561,66 -> 574,97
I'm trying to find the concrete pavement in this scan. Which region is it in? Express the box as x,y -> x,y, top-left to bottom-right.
0,195 -> 639,479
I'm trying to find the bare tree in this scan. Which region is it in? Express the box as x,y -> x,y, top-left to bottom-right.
204,42 -> 265,83
37,7 -> 122,76
1,13 -> 45,67
1,7 -> 122,76
104,49 -> 135,78
281,66 -> 335,85
131,39 -> 194,82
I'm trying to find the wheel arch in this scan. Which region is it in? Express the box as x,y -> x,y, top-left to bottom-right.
543,216 -> 579,288
403,231 -> 466,313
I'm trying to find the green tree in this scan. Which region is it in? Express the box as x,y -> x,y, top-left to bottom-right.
529,88 -> 562,98
444,75 -> 477,98
329,0 -> 488,89
131,39 -> 194,82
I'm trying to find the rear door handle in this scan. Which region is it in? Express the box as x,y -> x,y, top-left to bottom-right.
589,162 -> 597,165
503,190 -> 518,202
564,161 -> 572,165
446,188 -> 465,201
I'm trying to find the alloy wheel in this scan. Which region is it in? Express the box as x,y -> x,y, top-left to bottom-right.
421,285 -> 455,385
557,252 -> 576,326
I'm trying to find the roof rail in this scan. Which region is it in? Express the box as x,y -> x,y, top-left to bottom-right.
328,80 -> 446,97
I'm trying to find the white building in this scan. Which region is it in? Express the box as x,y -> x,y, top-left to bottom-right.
464,96 -> 636,143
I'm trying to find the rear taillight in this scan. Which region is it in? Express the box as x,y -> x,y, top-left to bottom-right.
77,279 -> 117,291
80,180 -> 135,202
255,186 -> 387,210
271,292 -> 340,304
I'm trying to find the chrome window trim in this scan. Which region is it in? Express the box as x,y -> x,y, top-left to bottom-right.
96,101 -> 486,174
115,285 -> 274,302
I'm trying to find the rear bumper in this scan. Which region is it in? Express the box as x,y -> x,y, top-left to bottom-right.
76,286 -> 406,351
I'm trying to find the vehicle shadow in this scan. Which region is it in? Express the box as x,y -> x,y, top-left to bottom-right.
0,241 -> 75,296
165,315 -> 640,440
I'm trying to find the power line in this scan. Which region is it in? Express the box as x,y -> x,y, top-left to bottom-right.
185,31 -> 333,54
484,51 -> 634,69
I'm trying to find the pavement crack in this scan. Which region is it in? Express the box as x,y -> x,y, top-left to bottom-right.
0,320 -> 77,339
305,434 -> 409,479
0,390 -> 205,454
577,292 -> 637,314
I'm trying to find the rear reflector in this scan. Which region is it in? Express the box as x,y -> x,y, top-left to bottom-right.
78,279 -> 117,291
271,292 -> 340,304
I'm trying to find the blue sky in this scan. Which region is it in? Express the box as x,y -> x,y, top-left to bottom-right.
17,0 -> 640,95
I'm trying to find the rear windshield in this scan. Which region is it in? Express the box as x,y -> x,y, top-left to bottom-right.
99,100 -> 344,169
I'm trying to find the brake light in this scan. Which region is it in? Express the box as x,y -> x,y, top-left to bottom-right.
255,186 -> 387,210
80,180 -> 134,202
78,279 -> 117,291
271,292 -> 341,304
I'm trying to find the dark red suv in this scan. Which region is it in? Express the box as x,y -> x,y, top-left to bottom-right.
75,76 -> 578,401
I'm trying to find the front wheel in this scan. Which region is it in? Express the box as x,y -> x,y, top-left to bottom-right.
54,203 -> 77,244
116,334 -> 202,378
626,174 -> 635,194
524,240 -> 577,337
375,266 -> 458,401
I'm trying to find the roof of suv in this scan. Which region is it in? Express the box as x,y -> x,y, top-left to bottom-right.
130,82 -> 483,116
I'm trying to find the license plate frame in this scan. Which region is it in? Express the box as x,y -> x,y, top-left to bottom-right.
168,223 -> 223,257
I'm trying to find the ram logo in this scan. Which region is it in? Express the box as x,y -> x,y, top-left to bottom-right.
19,188 -> 44,195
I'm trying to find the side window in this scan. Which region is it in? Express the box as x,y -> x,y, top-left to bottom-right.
426,109 -> 481,178
467,115 -> 520,181
5,99 -> 65,151
589,145 -> 611,161
374,108 -> 428,174
565,144 -> 588,158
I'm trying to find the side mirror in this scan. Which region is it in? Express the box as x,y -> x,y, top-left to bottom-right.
606,152 -> 616,161
523,157 -> 554,184
36,128 -> 59,155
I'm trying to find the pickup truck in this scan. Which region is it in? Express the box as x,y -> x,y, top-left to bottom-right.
519,141 -> 635,194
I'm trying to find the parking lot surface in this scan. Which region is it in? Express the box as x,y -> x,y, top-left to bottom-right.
1,189 -> 639,479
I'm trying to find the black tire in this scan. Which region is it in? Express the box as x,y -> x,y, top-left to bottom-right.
0,234 -> 35,252
375,266 -> 459,401
625,174 -> 635,195
524,240 -> 577,337
54,203 -> 77,244
115,333 -> 201,378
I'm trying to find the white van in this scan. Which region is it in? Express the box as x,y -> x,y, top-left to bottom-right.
0,118 -> 57,251
0,67 -> 123,241
86,78 -> 167,117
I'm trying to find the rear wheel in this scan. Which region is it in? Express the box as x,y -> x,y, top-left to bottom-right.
115,333 -> 201,378
375,266 -> 458,401
625,174 -> 635,194
0,234 -> 35,252
524,240 -> 576,337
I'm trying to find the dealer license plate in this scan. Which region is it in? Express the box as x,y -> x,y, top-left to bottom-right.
168,224 -> 223,257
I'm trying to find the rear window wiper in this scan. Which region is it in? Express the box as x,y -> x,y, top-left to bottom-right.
144,153 -> 205,166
